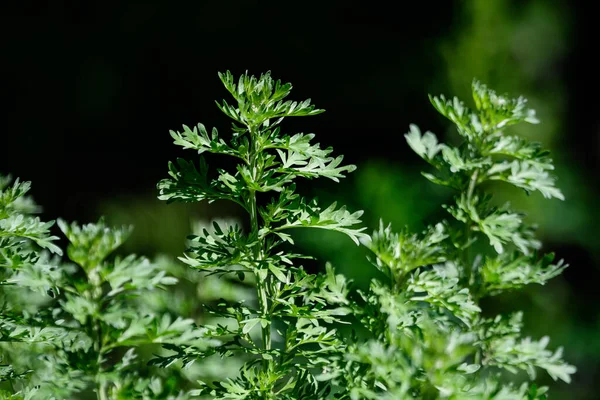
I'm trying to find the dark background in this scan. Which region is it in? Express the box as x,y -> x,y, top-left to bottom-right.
2,0 -> 598,217
2,0 -> 599,398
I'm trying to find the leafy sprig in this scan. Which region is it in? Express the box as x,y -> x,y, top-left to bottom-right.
158,71 -> 366,398
339,80 -> 575,398
0,177 -> 214,398
2,73 -> 575,399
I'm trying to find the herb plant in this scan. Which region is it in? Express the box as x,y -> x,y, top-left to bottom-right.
1,71 -> 575,400
156,73 -> 574,398
0,175 -> 62,397
156,71 -> 367,398
335,81 -> 576,398
0,176 -> 213,399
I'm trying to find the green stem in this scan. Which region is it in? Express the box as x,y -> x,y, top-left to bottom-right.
250,189 -> 271,351
465,169 -> 479,288
97,382 -> 108,400
474,347 -> 482,366
467,169 -> 478,203
249,188 -> 259,239
85,267 -> 109,400
94,321 -> 109,400
247,127 -> 271,353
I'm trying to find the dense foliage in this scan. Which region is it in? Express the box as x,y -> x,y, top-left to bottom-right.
0,177 -> 214,399
1,71 -> 575,399
336,80 -> 575,398
156,70 -> 367,398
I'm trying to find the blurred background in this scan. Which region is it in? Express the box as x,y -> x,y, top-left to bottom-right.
1,0 -> 598,398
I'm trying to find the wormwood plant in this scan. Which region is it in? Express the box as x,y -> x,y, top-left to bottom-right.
0,176 -> 214,399
333,81 -> 576,398
156,71 -> 367,398
1,72 -> 576,399
0,175 -> 62,396
156,72 -> 575,399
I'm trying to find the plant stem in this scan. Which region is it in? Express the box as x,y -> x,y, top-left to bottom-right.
97,382 -> 108,400
247,126 -> 271,352
467,169 -> 478,204
87,266 -> 109,400
465,169 -> 479,287
95,330 -> 109,400
96,339 -> 108,400
250,188 -> 271,350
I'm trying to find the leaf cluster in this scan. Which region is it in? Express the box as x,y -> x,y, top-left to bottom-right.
158,71 -> 367,398
0,177 -> 213,398
1,72 -> 576,400
335,80 -> 575,399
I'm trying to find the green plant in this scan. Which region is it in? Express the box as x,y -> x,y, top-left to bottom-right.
156,71 -> 367,398
1,72 -> 576,400
0,175 -> 62,398
333,80 -> 575,398
156,72 -> 574,399
0,176 -> 214,399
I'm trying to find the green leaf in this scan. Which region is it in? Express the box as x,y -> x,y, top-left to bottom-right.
268,264 -> 288,284
481,252 -> 567,296
366,221 -> 448,282
271,199 -> 368,245
407,262 -> 481,326
158,157 -> 247,209
169,123 -> 244,161
404,124 -> 444,162
486,160 -> 564,200
58,218 -> 131,269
